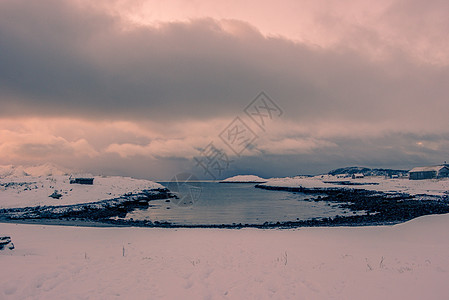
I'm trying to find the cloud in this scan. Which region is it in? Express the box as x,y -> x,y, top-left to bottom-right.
1,0 -> 448,129
1,0 -> 449,178
105,139 -> 201,159
1,117 -> 449,179
0,129 -> 98,162
97,0 -> 449,64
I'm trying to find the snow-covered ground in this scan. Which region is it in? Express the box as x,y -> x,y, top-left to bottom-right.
0,165 -> 163,209
259,176 -> 449,196
1,214 -> 449,299
220,175 -> 267,183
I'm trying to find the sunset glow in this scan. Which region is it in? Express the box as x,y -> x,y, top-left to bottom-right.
1,0 -> 449,179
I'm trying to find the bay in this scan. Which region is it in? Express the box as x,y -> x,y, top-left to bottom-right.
125,182 -> 355,225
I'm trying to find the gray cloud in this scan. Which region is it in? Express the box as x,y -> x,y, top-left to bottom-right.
1,0 -> 449,178
1,0 -> 448,127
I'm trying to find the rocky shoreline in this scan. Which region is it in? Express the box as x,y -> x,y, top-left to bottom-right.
254,184 -> 449,226
0,188 -> 171,222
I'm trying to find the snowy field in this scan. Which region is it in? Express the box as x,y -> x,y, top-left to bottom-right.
1,214 -> 449,299
260,176 -> 449,196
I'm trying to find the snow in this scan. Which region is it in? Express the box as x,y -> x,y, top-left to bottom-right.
0,163 -> 69,178
260,176 -> 449,196
1,165 -> 448,298
0,171 -> 164,209
221,175 -> 267,183
1,214 -> 449,299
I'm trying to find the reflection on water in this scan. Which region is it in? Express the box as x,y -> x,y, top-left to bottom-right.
126,182 -> 356,225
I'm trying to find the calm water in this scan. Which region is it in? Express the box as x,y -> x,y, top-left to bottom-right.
126,182 -> 355,225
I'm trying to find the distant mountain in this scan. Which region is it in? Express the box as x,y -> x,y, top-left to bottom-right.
0,163 -> 70,178
328,166 -> 409,177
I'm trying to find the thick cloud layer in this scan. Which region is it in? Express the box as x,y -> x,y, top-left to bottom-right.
1,0 -> 449,178
1,0 -> 448,125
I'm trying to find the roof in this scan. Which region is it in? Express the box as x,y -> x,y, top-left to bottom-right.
70,173 -> 94,179
409,166 -> 449,173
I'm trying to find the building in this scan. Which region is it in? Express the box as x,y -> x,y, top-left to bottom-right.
69,174 -> 94,185
409,166 -> 449,180
352,173 -> 365,179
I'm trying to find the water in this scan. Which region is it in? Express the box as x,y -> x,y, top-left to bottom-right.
125,182 -> 355,225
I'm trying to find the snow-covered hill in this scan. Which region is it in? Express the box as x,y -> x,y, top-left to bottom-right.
0,165 -> 163,209
328,166 -> 409,177
220,175 -> 267,183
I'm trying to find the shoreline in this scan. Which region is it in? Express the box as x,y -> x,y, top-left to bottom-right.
2,184 -> 449,229
0,216 -> 402,229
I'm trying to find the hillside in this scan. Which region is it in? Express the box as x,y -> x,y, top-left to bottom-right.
0,164 -> 164,209
328,166 -> 409,177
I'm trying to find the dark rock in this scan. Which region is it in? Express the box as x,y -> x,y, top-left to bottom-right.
49,190 -> 63,199
0,236 -> 14,250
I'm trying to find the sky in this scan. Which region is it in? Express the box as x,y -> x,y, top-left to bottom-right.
1,0 -> 449,180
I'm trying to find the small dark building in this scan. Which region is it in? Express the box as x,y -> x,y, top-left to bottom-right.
352,173 -> 365,179
409,166 -> 449,180
69,175 -> 94,185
